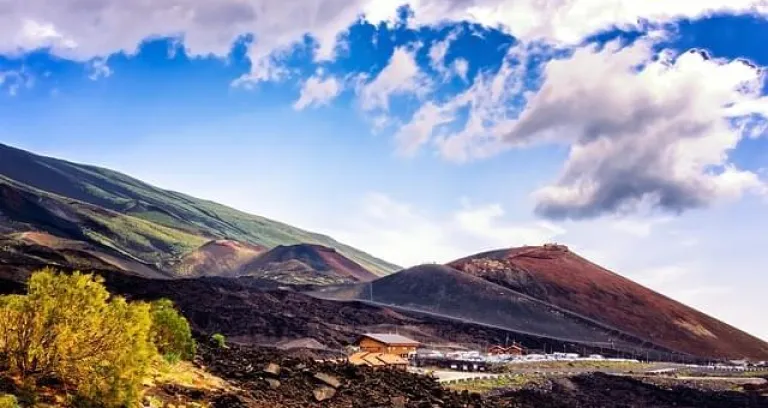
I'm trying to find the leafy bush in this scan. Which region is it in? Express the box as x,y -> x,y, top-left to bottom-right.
0,268 -> 157,407
211,333 -> 226,349
149,299 -> 196,362
0,394 -> 18,408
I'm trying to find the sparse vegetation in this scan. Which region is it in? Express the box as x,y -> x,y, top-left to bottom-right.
448,374 -> 544,393
0,395 -> 18,408
0,268 -> 197,407
212,333 -> 226,349
149,298 -> 196,363
499,360 -> 654,372
80,208 -> 206,263
150,360 -> 229,392
672,369 -> 768,378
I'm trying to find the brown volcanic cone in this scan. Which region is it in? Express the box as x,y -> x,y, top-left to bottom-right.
172,239 -> 267,277
239,243 -> 378,284
449,244 -> 768,360
316,263 -> 655,347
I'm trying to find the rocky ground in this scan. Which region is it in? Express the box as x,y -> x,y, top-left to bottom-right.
191,341 -> 489,408
4,338 -> 765,407
488,373 -> 768,408
150,341 -> 768,408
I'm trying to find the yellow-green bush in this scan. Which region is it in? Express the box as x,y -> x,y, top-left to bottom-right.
211,333 -> 226,349
0,268 -> 157,407
0,394 -> 18,408
149,298 -> 196,363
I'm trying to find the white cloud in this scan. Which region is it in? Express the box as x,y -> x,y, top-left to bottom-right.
510,42 -> 768,219
397,37 -> 768,219
15,19 -> 78,52
454,200 -> 566,244
3,1 -> 764,87
427,30 -> 471,83
428,29 -> 467,81
394,102 -> 457,156
0,0 -> 395,85
328,192 -> 565,266
358,45 -> 430,112
428,32 -> 454,71
397,41 -> 551,160
88,58 -> 112,81
293,74 -> 342,110
453,58 -> 469,81
401,0 -> 768,44
0,69 -> 34,96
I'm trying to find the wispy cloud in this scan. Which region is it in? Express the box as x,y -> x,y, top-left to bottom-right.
326,192 -> 565,266
294,72 -> 342,110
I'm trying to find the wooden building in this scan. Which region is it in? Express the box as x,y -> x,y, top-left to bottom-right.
357,333 -> 420,358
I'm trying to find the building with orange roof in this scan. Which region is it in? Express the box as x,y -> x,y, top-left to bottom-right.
356,333 -> 420,359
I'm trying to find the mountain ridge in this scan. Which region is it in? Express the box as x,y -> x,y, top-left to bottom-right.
0,142 -> 399,278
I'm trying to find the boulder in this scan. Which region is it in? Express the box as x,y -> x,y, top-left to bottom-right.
264,363 -> 281,376
314,372 -> 342,388
313,386 -> 337,402
265,378 -> 281,389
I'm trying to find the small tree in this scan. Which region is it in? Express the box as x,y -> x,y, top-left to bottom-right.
0,268 -> 157,407
149,299 -> 196,363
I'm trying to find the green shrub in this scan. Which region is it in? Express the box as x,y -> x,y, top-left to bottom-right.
0,394 -> 19,408
149,299 -> 196,362
0,268 -> 157,408
211,333 -> 226,349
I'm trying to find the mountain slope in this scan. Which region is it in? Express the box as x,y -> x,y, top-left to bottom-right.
312,264 -> 664,351
448,245 -> 768,360
238,244 -> 379,284
168,240 -> 268,277
0,177 -> 206,266
0,142 -> 398,276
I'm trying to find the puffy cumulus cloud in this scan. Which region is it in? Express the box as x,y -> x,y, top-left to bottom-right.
400,0 -> 768,44
327,192 -> 565,266
4,1 -> 766,84
0,0 -> 397,84
397,37 -> 768,219
511,41 -> 768,219
293,73 -> 342,110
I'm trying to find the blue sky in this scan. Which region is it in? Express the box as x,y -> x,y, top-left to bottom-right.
1,1 -> 768,341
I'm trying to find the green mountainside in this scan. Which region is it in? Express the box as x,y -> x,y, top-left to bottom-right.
0,143 -> 399,276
